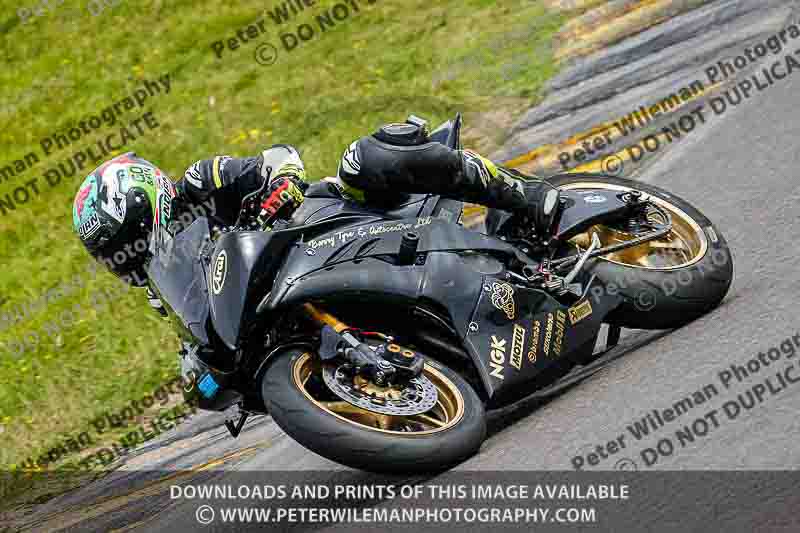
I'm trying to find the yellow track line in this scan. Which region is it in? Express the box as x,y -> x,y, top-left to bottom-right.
503,81 -> 722,172
555,0 -> 712,62
22,444 -> 268,532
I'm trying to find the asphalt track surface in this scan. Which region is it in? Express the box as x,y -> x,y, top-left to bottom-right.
11,11 -> 800,533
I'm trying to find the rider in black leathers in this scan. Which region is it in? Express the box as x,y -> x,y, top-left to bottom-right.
73,118 -> 561,330
177,121 -> 560,246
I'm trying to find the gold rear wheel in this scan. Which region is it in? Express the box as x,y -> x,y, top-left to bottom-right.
563,182 -> 709,271
546,173 -> 733,330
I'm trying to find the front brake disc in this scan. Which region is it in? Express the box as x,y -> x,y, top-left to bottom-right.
322,364 -> 438,416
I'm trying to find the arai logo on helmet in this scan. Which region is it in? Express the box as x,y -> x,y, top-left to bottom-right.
153,171 -> 176,253
212,251 -> 228,294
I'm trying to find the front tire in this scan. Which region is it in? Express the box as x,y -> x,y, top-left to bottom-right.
262,349 -> 486,473
550,173 -> 734,330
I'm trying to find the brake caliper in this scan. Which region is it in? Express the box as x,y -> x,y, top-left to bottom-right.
319,326 -> 423,387
374,341 -> 425,383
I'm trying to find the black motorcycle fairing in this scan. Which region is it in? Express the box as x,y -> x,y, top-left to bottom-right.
554,189 -> 636,240
207,230 -> 290,350
289,191 -> 431,229
262,213 -> 623,400
464,275 -> 622,401
285,257 -> 427,308
147,218 -> 212,346
421,252 -> 504,335
264,217 -> 531,313
264,251 -> 489,337
487,186 -> 639,242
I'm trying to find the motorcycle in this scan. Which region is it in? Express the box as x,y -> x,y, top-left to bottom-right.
147,114 -> 733,472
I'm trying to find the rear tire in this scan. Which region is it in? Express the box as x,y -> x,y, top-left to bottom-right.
549,173 -> 734,330
263,349 -> 486,473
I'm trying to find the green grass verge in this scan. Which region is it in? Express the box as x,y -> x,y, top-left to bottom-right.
0,0 -> 567,482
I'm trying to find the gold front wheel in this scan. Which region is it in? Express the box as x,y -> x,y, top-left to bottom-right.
292,353 -> 465,436
263,349 -> 486,473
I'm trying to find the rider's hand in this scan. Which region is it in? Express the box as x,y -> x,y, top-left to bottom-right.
258,174 -> 307,225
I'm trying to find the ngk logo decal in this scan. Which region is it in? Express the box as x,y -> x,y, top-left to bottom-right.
489,336 -> 507,381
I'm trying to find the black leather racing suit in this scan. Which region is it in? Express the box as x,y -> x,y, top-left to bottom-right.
174,124 -> 559,232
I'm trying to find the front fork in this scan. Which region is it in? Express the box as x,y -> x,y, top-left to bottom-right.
302,303 -> 424,386
226,306 -> 425,440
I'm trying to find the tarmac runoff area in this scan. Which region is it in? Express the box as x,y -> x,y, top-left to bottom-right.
570,332 -> 800,471
495,0 -> 800,178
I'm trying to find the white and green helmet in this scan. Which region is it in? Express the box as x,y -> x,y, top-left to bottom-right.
72,152 -> 173,286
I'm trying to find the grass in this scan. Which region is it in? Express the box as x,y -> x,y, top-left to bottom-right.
0,0 -> 569,490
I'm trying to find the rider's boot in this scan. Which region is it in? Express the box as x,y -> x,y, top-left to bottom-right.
459,151 -> 561,239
